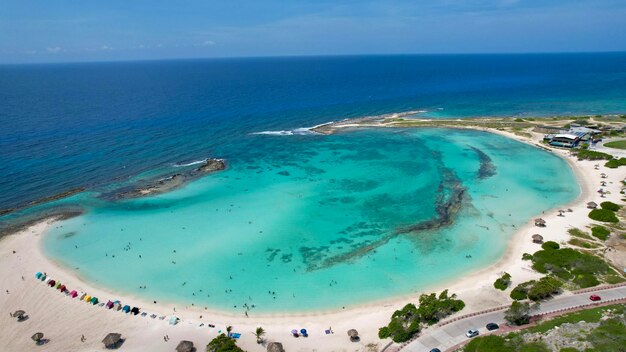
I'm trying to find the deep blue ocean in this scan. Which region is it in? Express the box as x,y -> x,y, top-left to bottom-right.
1,53 -> 626,212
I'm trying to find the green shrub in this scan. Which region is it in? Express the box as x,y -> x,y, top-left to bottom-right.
531,247 -> 610,288
588,209 -> 619,223
522,253 -> 533,261
591,225 -> 610,240
600,201 -> 621,211
605,158 -> 626,168
494,272 -> 512,291
379,290 -> 465,342
573,273 -> 600,288
380,303 -> 420,342
416,289 -> 465,325
527,276 -> 563,301
541,241 -> 560,250
575,150 -> 613,161
588,318 -> 626,351
510,281 -> 531,300
378,326 -> 391,339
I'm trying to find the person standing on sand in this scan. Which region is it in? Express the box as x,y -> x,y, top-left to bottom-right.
81,335 -> 85,343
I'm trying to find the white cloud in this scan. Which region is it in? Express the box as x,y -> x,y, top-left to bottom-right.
46,46 -> 63,53
202,40 -> 216,46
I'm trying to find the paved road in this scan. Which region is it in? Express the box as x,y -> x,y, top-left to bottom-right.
592,139 -> 626,158
401,285 -> 626,352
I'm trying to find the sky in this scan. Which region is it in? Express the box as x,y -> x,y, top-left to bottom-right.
1,0 -> 625,63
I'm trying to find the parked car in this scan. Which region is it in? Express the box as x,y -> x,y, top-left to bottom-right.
589,294 -> 601,301
486,323 -> 499,331
465,329 -> 479,338
429,349 -> 441,352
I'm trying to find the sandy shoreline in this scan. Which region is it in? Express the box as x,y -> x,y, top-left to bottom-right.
1,125 -> 625,352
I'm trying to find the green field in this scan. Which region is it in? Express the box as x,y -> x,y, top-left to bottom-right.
604,140 -> 626,150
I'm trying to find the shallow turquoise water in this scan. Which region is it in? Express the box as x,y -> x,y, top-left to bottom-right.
43,128 -> 579,313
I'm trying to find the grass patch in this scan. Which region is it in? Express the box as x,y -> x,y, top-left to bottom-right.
604,140 -> 626,150
591,225 -> 610,241
523,304 -> 625,334
568,238 -> 601,249
568,228 -> 594,240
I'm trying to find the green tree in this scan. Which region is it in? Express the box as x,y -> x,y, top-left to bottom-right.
504,301 -> 533,326
527,276 -> 563,301
253,327 -> 265,344
416,289 -> 465,325
494,272 -> 512,291
206,334 -> 244,352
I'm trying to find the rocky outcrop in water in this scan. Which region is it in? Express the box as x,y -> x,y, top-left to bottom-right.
469,146 -> 496,180
104,158 -> 226,200
196,158 -> 226,173
0,188 -> 85,216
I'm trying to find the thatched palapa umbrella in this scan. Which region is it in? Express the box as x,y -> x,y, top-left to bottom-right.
12,310 -> 26,321
534,218 -> 546,227
532,234 -> 544,244
102,333 -> 122,349
267,342 -> 285,352
347,329 -> 359,342
31,332 -> 44,345
587,201 -> 598,209
176,340 -> 195,352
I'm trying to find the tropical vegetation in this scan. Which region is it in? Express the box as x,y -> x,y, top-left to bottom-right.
206,334 -> 244,352
510,276 -> 562,301
494,272 -> 512,291
530,246 -> 612,288
378,290 -> 465,342
588,208 -> 619,223
591,225 -> 610,240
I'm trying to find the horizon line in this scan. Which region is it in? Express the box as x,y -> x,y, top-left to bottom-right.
2,50 -> 626,67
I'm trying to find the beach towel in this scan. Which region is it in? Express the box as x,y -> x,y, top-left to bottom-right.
229,333 -> 241,339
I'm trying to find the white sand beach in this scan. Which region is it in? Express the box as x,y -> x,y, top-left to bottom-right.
1,128 -> 625,352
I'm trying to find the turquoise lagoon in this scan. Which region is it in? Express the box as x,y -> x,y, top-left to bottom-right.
43,128 -> 579,313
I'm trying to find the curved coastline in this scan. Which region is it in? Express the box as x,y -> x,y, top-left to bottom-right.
1,122 -> 620,352
19,126 -> 584,317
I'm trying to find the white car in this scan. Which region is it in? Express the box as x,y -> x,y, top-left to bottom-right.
465,329 -> 479,338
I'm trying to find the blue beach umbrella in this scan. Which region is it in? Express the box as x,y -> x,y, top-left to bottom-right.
122,305 -> 131,313
35,272 -> 42,279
